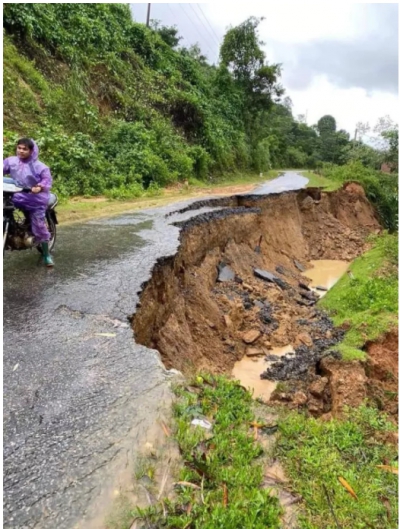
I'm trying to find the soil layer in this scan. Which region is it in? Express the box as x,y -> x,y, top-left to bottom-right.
132,185 -> 385,416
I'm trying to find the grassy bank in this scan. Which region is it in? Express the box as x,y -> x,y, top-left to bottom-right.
111,376 -> 398,529
302,170 -> 342,191
276,406 -> 398,528
128,375 -> 281,529
320,233 -> 398,360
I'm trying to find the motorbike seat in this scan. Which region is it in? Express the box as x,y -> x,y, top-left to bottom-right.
48,193 -> 58,209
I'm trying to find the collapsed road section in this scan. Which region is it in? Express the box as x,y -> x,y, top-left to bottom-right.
2,176 -> 387,529
133,183 -> 381,416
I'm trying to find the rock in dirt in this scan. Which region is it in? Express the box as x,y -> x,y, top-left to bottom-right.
296,298 -> 315,307
309,377 -> 328,398
270,392 -> 293,403
307,396 -> 324,416
254,268 -> 277,283
246,347 -> 264,357
242,329 -> 261,344
320,357 -> 367,415
254,269 -> 290,290
265,354 -> 282,361
243,283 -> 254,292
320,412 -> 333,422
300,290 -> 318,302
274,277 -> 290,290
300,196 -> 315,211
223,315 -> 233,328
297,332 -> 313,347
275,266 -> 286,275
316,285 -> 328,292
217,263 -> 235,282
298,282 -> 311,291
292,391 -> 308,406
294,260 -> 306,272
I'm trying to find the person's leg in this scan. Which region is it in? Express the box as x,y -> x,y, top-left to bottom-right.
30,208 -> 54,267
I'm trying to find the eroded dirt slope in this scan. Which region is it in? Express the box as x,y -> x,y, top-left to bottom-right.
133,184 -> 379,379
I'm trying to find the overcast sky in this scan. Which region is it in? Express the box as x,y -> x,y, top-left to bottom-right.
130,3 -> 398,136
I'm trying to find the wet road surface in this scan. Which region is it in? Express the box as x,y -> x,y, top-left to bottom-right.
3,172 -> 307,528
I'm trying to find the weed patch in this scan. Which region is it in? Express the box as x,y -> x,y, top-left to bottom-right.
276,406 -> 398,528
131,375 -> 281,528
320,233 -> 398,360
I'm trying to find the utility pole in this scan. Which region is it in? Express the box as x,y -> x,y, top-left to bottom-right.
353,128 -> 357,150
146,3 -> 151,27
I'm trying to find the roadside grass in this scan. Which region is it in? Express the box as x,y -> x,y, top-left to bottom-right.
188,169 -> 280,188
131,375 -> 281,529
56,170 -> 279,224
276,406 -> 398,528
319,232 -> 398,361
302,170 -> 342,191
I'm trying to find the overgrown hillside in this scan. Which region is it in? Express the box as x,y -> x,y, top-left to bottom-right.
3,4 -> 398,207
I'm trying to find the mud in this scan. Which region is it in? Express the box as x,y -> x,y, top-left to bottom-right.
232,346 -> 295,401
133,187 -> 379,392
366,331 -> 398,420
303,259 -> 350,297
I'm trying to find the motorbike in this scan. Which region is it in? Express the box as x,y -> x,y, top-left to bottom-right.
3,177 -> 58,254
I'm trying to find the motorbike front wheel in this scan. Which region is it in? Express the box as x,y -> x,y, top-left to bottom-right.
36,213 -> 56,254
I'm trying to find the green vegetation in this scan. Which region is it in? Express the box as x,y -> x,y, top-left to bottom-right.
277,406 -> 398,528
131,375 -> 281,528
302,171 -> 341,191
320,233 -> 398,360
3,4 -> 398,203
321,162 -> 398,231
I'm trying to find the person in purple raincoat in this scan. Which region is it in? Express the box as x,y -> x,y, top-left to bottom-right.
3,138 -> 54,266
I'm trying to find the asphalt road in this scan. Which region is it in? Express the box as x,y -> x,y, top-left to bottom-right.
3,172 -> 308,528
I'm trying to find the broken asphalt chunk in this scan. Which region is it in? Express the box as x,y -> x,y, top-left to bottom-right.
254,268 -> 277,283
217,263 -> 235,282
254,268 -> 289,290
294,260 -> 306,272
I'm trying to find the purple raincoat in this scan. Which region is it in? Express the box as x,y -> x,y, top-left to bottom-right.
3,140 -> 53,243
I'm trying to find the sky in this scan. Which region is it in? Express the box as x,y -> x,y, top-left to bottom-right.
130,3 -> 398,138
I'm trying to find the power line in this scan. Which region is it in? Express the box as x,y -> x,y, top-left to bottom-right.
188,3 -> 220,49
166,4 -> 208,55
177,3 -> 214,59
194,4 -> 221,46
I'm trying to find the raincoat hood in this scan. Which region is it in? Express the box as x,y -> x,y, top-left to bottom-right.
4,138 -> 51,199
17,139 -> 39,162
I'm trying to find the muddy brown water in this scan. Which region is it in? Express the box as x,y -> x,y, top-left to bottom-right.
232,346 -> 294,400
232,260 -> 350,399
303,259 -> 350,297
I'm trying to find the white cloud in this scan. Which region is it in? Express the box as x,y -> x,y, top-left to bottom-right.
288,77 -> 399,133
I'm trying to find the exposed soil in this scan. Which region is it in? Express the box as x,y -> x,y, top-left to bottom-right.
366,331 -> 398,420
133,186 -> 377,365
132,185 -> 385,416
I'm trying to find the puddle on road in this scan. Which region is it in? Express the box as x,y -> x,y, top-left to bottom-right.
232,345 -> 294,401
303,260 -> 350,297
